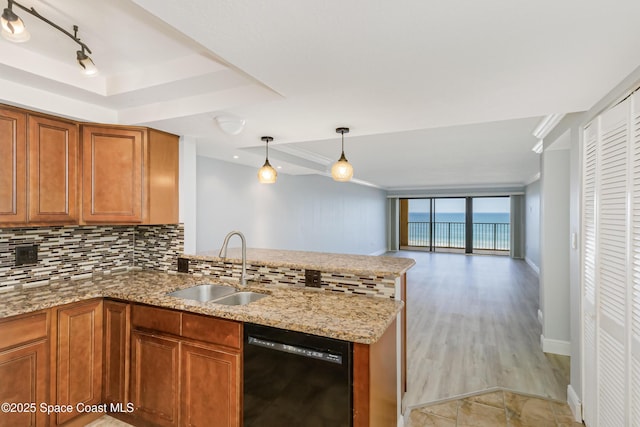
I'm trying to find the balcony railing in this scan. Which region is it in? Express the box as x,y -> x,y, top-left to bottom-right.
407,221 -> 510,251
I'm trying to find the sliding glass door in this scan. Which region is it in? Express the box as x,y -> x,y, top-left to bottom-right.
472,197 -> 510,252
401,196 -> 511,254
433,198 -> 466,250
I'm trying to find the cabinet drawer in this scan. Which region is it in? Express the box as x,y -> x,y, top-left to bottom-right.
131,305 -> 181,336
182,313 -> 241,350
0,311 -> 48,350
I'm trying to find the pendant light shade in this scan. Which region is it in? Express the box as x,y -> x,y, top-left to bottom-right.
258,136 -> 277,184
331,127 -> 353,182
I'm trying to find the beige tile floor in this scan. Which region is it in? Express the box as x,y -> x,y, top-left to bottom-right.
407,389 -> 584,427
85,415 -> 132,426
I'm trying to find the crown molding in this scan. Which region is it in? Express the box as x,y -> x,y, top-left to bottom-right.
532,113 -> 566,139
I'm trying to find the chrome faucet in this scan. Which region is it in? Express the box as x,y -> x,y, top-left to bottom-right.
219,231 -> 248,286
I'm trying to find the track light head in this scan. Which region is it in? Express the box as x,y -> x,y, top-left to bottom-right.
1,4 -> 29,42
76,48 -> 97,75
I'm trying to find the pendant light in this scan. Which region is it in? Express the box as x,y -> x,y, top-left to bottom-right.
331,127 -> 353,182
258,136 -> 277,184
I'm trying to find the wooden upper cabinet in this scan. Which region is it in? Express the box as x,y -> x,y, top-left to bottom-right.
28,115 -> 78,224
82,125 -> 144,224
0,106 -> 26,225
81,125 -> 179,225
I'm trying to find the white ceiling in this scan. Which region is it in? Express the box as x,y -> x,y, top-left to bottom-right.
2,0 -> 640,189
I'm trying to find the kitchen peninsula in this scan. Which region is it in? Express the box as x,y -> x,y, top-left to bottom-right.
0,248 -> 415,427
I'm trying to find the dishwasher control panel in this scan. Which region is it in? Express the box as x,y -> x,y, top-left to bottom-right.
248,336 -> 343,364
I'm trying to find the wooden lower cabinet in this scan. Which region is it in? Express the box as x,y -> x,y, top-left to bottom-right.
353,318 -> 398,427
52,299 -> 103,426
181,342 -> 241,427
103,301 -> 130,406
0,310 -> 49,427
131,331 -> 180,427
128,306 -> 241,427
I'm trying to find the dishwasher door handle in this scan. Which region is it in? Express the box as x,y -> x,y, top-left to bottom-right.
247,336 -> 343,364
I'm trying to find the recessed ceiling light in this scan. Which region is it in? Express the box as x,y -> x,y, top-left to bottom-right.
233,155 -> 239,159
277,166 -> 282,169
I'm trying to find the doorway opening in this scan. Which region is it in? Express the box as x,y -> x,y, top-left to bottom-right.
400,196 -> 511,254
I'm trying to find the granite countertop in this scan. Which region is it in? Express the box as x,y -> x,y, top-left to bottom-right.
185,248 -> 416,276
0,270 -> 402,344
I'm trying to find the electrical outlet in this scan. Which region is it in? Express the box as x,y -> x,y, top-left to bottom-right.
305,269 -> 322,288
16,245 -> 38,266
177,257 -> 189,273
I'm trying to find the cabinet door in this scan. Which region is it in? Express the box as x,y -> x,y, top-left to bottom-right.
0,340 -> 48,427
81,126 -> 144,223
28,115 -> 78,224
0,107 -> 26,224
54,300 -> 103,426
103,301 -> 130,406
180,342 -> 241,427
131,331 -> 180,427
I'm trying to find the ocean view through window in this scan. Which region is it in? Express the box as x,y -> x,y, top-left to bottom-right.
403,197 -> 510,253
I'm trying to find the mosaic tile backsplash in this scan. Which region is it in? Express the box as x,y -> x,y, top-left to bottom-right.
186,257 -> 397,299
0,223 -> 396,299
0,224 -> 184,290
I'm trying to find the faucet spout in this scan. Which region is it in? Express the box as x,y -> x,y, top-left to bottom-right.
219,231 -> 248,286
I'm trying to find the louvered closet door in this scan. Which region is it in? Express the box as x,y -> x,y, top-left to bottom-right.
631,91 -> 640,427
582,120 -> 599,427
597,99 -> 629,427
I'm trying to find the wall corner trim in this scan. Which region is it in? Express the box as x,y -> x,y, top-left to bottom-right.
567,384 -> 582,422
540,334 -> 571,356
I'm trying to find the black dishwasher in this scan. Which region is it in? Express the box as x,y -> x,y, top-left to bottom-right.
243,323 -> 353,426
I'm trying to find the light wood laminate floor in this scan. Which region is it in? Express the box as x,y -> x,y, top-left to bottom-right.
393,251 -> 569,409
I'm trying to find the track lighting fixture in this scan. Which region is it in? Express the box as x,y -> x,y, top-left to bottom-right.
331,127 -> 354,182
258,136 -> 277,184
1,0 -> 97,75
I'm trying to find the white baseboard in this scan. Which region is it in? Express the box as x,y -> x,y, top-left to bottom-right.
397,413 -> 405,427
537,309 -> 543,325
369,248 -> 388,256
540,334 -> 571,356
525,257 -> 540,275
567,384 -> 582,422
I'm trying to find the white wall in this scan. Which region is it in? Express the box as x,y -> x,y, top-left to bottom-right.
195,156 -> 388,255
525,179 -> 541,272
179,137 -> 197,253
540,147 -> 571,354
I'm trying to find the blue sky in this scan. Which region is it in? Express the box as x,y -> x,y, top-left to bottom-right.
408,197 -> 510,213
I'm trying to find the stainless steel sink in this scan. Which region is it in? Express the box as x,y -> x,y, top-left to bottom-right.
166,284 -> 236,302
213,291 -> 268,306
